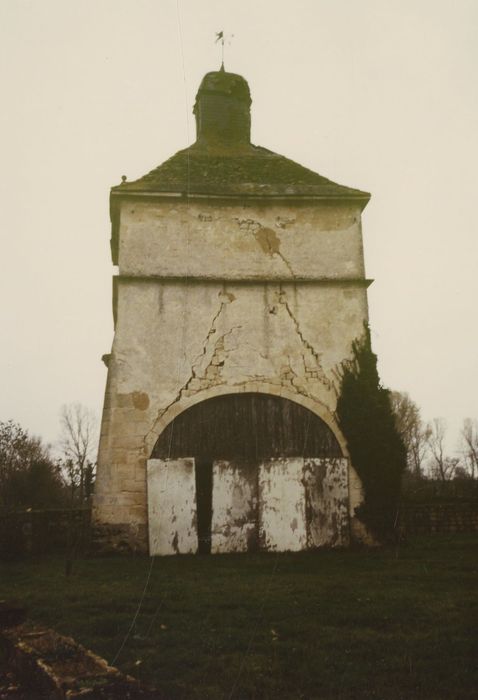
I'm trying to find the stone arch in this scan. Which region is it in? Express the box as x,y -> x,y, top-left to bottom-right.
151,392 -> 342,461
145,382 -> 349,460
146,387 -> 355,555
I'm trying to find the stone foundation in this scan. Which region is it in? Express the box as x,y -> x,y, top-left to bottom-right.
91,522 -> 148,555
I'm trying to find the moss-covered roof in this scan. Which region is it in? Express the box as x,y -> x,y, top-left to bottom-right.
112,142 -> 370,200
112,68 -> 369,202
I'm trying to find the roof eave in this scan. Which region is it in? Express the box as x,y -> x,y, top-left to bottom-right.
110,187 -> 370,204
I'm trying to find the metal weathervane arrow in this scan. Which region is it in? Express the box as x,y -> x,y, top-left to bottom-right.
215,31 -> 234,71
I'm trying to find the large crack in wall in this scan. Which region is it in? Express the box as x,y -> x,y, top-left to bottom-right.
277,286 -> 334,393
147,286 -> 335,450
144,291 -> 243,452
234,217 -> 295,277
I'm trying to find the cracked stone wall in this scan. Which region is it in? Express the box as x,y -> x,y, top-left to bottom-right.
93,199 -> 369,551
117,200 -> 365,280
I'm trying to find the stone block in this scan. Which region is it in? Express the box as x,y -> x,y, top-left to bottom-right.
119,479 -> 140,491
128,505 -> 147,521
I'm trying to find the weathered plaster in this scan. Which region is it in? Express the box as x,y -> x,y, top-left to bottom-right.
147,456 -> 350,555
259,458 -> 307,552
117,200 -> 365,281
94,194 -> 370,551
210,460 -> 258,554
303,458 -> 349,547
112,280 -> 366,427
147,459 -> 197,555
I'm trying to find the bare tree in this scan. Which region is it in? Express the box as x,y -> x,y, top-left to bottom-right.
427,418 -> 457,481
390,391 -> 430,477
59,404 -> 98,503
460,418 -> 478,479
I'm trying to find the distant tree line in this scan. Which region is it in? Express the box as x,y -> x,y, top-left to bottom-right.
0,404 -> 97,512
390,392 -> 478,485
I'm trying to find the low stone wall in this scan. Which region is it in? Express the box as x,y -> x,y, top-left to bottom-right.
91,522 -> 148,555
1,502 -> 477,560
399,501 -> 478,535
0,508 -> 90,560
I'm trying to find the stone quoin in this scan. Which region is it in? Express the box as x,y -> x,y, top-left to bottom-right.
93,67 -> 372,554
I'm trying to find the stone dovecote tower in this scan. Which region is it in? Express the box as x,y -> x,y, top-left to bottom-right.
93,68 -> 372,554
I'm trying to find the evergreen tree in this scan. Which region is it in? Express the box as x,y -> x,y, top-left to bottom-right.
336,325 -> 406,541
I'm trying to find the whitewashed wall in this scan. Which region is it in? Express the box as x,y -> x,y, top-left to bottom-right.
258,458 -> 308,552
94,196 -> 369,550
303,458 -> 349,547
210,460 -> 258,554
147,456 -> 349,555
147,458 -> 197,555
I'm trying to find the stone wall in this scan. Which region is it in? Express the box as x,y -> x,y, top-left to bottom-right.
117,200 -> 366,281
1,502 -> 477,559
399,501 -> 478,535
0,509 -> 90,560
94,197 -> 370,550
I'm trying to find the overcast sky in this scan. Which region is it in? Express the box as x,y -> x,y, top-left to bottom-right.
1,0 -> 477,454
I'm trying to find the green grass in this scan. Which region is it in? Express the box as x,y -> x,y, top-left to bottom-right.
1,536 -> 477,699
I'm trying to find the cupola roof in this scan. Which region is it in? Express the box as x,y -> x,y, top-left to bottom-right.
112,69 -> 370,203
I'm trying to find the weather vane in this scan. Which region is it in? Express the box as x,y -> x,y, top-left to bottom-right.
215,31 -> 233,71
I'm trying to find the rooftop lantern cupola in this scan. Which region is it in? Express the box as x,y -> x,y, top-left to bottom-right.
193,68 -> 252,148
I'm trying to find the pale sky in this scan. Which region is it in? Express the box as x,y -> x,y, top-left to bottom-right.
1,0 -> 477,454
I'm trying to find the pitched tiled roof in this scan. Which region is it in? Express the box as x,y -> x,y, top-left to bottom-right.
112,143 -> 370,200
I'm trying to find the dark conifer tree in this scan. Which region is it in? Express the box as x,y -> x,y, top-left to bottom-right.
336,325 -> 406,541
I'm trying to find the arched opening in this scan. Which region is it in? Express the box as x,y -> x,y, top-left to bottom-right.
152,392 -> 342,461
147,393 -> 348,555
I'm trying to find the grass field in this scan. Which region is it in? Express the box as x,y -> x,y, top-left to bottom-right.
1,535 -> 477,699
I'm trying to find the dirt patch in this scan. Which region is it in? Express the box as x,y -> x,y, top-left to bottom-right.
1,622 -> 159,699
